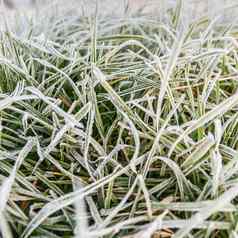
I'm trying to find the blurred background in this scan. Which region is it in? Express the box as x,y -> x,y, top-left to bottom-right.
0,0 -> 237,32
1,0 -> 238,16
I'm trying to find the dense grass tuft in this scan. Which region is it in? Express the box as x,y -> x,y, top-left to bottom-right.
0,2 -> 238,238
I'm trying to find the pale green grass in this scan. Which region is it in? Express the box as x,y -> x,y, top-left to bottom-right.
0,1 -> 238,238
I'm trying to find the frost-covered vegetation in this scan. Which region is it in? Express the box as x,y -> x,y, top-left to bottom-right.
0,1 -> 238,238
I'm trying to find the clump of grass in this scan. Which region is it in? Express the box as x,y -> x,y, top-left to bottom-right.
0,1 -> 238,238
